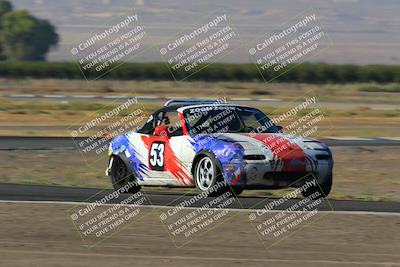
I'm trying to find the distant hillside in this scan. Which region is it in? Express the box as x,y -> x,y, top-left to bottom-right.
11,0 -> 400,65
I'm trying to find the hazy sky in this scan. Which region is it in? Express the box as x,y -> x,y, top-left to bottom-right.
11,0 -> 400,64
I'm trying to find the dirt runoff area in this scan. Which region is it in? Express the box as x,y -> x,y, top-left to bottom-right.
0,202 -> 399,267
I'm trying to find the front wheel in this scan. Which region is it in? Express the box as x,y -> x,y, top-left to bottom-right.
229,186 -> 244,196
110,156 -> 141,194
194,155 -> 227,197
301,174 -> 332,198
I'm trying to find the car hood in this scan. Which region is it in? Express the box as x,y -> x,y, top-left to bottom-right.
212,132 -> 328,155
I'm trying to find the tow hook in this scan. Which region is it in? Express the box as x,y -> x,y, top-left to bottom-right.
105,156 -> 114,176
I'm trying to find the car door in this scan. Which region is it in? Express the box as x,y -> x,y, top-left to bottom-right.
140,110 -> 193,186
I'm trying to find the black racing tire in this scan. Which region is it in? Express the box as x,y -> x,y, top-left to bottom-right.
229,186 -> 244,196
110,155 -> 141,194
301,174 -> 332,199
194,153 -> 227,197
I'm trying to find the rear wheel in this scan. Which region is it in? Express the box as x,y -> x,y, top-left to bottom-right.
301,174 -> 332,198
110,156 -> 141,193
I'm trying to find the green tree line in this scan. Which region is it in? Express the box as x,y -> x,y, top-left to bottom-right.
0,61 -> 399,83
0,0 -> 58,61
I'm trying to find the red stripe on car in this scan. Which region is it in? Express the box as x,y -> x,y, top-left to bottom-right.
241,133 -> 306,172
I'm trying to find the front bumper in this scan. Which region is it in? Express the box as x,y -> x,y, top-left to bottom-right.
244,160 -> 333,189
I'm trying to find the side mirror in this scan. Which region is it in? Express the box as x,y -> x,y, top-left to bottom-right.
276,125 -> 283,131
154,125 -> 170,137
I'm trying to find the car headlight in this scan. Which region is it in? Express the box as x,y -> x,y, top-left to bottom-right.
304,141 -> 326,150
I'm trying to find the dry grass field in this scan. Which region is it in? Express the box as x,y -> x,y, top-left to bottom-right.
0,79 -> 399,137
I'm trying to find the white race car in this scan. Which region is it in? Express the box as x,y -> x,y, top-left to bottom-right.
106,99 -> 333,197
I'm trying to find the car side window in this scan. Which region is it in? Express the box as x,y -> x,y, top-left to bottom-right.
155,111 -> 171,125
137,115 -> 155,134
158,111 -> 183,136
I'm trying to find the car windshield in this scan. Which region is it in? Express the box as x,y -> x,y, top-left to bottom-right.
183,106 -> 279,135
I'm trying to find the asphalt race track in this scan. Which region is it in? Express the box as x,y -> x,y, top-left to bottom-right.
0,183 -> 399,213
1,135 -> 398,265
1,136 -> 399,213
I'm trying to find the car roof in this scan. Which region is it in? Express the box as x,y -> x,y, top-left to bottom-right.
152,103 -> 256,115
152,104 -> 190,114
176,104 -> 254,112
